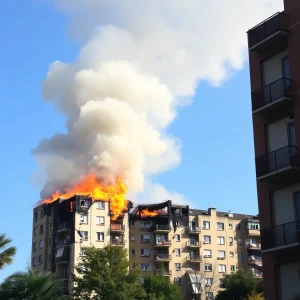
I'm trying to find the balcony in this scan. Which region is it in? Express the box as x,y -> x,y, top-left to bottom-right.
255,146 -> 300,183
110,239 -> 125,246
155,269 -> 172,276
246,229 -> 261,237
247,12 -> 288,54
153,224 -> 171,232
56,239 -> 71,248
57,222 -> 71,233
186,226 -> 201,234
187,255 -> 202,263
246,243 -> 261,250
252,78 -> 293,117
153,240 -> 171,247
261,221 -> 300,252
154,254 -> 171,261
248,256 -> 262,267
186,240 -> 202,248
110,224 -> 125,232
55,254 -> 70,264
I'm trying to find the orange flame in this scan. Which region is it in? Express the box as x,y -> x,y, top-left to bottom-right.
140,209 -> 160,217
43,174 -> 128,219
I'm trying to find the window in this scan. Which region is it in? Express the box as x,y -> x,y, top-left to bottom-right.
96,232 -> 104,242
96,201 -> 105,209
141,263 -> 151,271
204,235 -> 211,244
49,238 -> 52,246
204,249 -> 212,258
282,56 -> 291,88
175,263 -> 181,271
130,249 -> 135,255
51,207 -> 54,216
34,211 -> 38,221
80,231 -> 88,240
38,255 -> 43,264
228,223 -> 233,229
32,242 -> 36,251
236,224 -> 241,230
230,265 -> 235,272
203,221 -> 210,229
33,227 -> 37,236
247,222 -> 260,230
141,249 -> 151,257
131,264 -> 136,269
80,247 -> 86,256
239,253 -> 244,260
205,278 -> 212,286
80,215 -> 88,224
32,257 -> 37,266
175,234 -> 180,242
141,234 -> 151,242
130,221 -> 135,227
174,277 -> 182,284
217,236 -> 225,245
229,237 -> 234,245
130,235 -> 135,241
217,222 -> 224,230
204,264 -> 212,272
50,222 -> 53,231
206,292 -> 214,299
140,221 -> 151,229
40,208 -> 45,218
230,251 -> 234,257
40,224 -> 44,234
80,199 -> 88,208
175,248 -> 181,256
39,240 -> 43,249
218,264 -> 226,273
218,250 -> 225,259
96,216 -> 105,225
238,238 -> 243,245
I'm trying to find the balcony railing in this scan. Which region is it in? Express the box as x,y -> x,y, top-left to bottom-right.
55,254 -> 70,264
56,239 -> 71,248
261,221 -> 300,251
155,269 -> 172,276
186,240 -> 201,247
246,243 -> 261,250
155,254 -> 171,260
252,78 -> 292,112
186,226 -> 201,233
248,12 -> 287,49
57,222 -> 71,232
187,255 -> 202,262
110,239 -> 125,246
110,224 -> 125,231
255,145 -> 299,178
154,240 -> 171,246
154,224 -> 171,231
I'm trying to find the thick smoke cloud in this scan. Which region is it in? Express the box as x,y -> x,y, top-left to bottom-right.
34,0 -> 282,199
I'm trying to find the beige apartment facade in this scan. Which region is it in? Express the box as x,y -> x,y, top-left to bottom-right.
31,197 -> 261,299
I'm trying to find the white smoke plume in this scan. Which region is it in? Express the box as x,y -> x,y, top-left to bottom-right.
34,0 -> 283,199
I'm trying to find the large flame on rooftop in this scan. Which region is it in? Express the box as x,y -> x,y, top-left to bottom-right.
43,174 -> 128,219
140,209 -> 160,217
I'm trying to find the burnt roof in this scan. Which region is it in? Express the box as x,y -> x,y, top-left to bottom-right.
189,208 -> 259,221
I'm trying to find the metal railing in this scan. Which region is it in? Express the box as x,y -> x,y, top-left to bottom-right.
248,12 -> 287,48
188,255 -> 202,262
155,254 -> 171,260
55,255 -> 70,264
57,222 -> 71,232
186,226 -> 201,233
110,239 -> 125,245
154,240 -> 171,246
110,224 -> 125,231
252,78 -> 292,111
156,269 -> 172,276
186,240 -> 201,247
255,145 -> 299,177
154,224 -> 171,231
56,239 -> 71,248
261,220 -> 300,250
246,243 -> 261,249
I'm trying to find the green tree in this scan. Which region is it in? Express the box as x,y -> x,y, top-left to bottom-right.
142,274 -> 183,300
246,291 -> 264,300
0,234 -> 16,270
215,270 -> 263,300
72,245 -> 145,300
0,268 -> 64,300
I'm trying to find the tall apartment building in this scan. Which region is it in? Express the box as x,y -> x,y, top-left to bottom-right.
247,0 -> 300,299
129,201 -> 261,300
31,195 -> 130,295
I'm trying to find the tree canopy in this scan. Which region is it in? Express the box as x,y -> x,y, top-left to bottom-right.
0,234 -> 16,270
72,245 -> 145,300
215,270 -> 263,300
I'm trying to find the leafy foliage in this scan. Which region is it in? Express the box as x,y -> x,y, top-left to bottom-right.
142,274 -> 183,300
0,234 -> 16,270
0,268 -> 64,300
215,270 -> 263,300
246,291 -> 264,300
72,245 -> 145,300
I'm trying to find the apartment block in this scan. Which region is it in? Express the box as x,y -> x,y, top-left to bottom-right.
247,0 -> 300,299
31,195 -> 129,295
129,201 -> 261,300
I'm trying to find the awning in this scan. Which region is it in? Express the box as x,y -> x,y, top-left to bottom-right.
189,273 -> 201,294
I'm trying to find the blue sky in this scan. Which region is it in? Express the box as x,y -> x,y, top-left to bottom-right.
0,0 -> 259,280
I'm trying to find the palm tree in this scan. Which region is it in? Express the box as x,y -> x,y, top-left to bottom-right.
0,234 -> 16,270
0,268 -> 64,300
